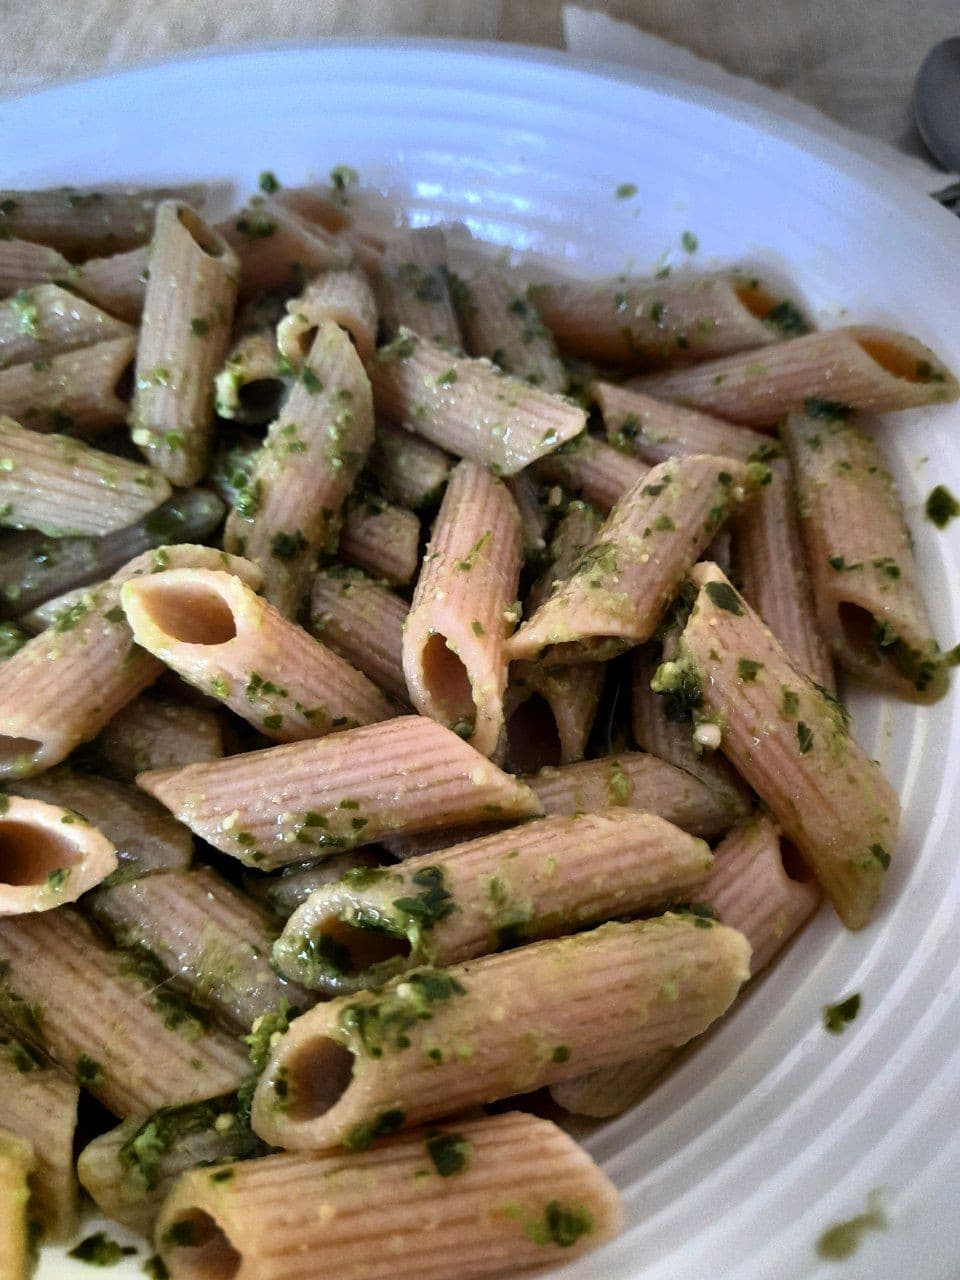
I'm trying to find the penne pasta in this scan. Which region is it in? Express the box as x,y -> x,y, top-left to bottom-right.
0,544 -> 260,778
0,239 -> 75,297
278,269 -> 378,366
243,851 -> 383,919
92,692 -> 225,780
502,660 -> 604,770
731,456 -> 835,688
337,492 -> 420,587
274,809 -> 713,994
526,750 -> 748,838
130,202 -> 239,485
783,403 -> 946,700
0,908 -> 248,1116
506,454 -> 758,665
224,320 -> 374,615
8,769 -> 192,882
403,460 -> 521,756
122,568 -> 395,742
0,283 -> 132,371
214,328 -> 289,425
532,431 -> 649,513
531,272 -> 798,363
377,226 -> 461,348
457,268 -> 566,392
73,244 -> 148,322
309,567 -> 409,704
251,914 -> 750,1149
0,184 -> 206,255
370,328 -> 586,474
155,1111 -> 622,1280
0,1034 -> 78,1240
137,716 -> 542,871
88,865 -> 313,1034
0,793 -> 117,914
369,421 -> 453,510
668,561 -> 899,928
631,326 -> 960,425
219,202 -> 352,297
505,471 -> 549,562
0,1130 -> 33,1280
0,415 -> 171,536
0,334 -> 135,436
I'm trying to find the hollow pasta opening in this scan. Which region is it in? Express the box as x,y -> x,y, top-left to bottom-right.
283,1036 -> 355,1122
162,1210 -> 242,1280
857,335 -> 931,383
136,580 -> 238,646
113,360 -> 135,403
779,836 -> 814,884
315,917 -> 412,979
236,378 -> 285,422
295,325 -> 318,357
420,634 -> 476,733
0,736 -> 43,775
837,601 -> 884,661
0,820 -> 81,887
177,205 -> 228,259
505,693 -> 562,773
734,281 -> 779,320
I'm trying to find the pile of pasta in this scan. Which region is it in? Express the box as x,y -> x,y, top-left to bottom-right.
0,177 -> 956,1280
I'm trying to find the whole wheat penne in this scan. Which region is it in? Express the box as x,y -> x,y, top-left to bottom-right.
252,915 -> 750,1149
550,814 -> 821,1119
0,909 -> 248,1115
502,661 -> 603,770
92,693 -> 224,780
378,824 -> 506,863
593,381 -> 775,463
528,500 -> 603,611
0,793 -> 117,913
0,239 -> 75,297
505,471 -> 549,562
274,809 -> 713,994
370,328 -> 586,475
783,404 -> 946,700
668,562 -> 899,928
457,269 -> 566,393
278,269 -> 378,366
244,851 -> 383,919
368,421 -> 453,510
219,202 -> 352,297
73,244 -> 148,322
404,461 -> 521,755
631,326 -> 960,425
309,568 -> 409,704
130,202 -> 239,485
0,1034 -> 78,1239
531,272 -> 798,363
1,488 -> 225,622
337,493 -> 420,587
0,284 -> 132,371
631,639 -> 756,819
122,568 -> 395,742
7,769 -> 192,882
0,416 -> 171,536
0,184 -> 206,256
155,1111 -> 622,1280
224,320 -> 374,615
532,431 -> 649,513
526,751 -> 748,838
376,226 -> 461,348
0,544 -> 260,778
731,457 -> 835,688
78,1096 -> 261,1238
88,865 -> 313,1034
214,329 -> 289,425
506,455 -> 758,665
137,716 -> 542,871
0,334 -> 135,436
0,1130 -> 32,1280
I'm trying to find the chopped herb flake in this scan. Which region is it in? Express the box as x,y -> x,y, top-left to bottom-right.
824,992 -> 861,1034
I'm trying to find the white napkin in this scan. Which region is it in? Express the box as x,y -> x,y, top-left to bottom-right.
562,5 -> 951,196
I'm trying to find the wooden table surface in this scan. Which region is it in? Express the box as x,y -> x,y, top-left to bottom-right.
2,0 -> 957,154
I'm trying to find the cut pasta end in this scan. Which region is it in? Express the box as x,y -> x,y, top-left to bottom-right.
122,570 -> 245,652
159,1208 -> 242,1280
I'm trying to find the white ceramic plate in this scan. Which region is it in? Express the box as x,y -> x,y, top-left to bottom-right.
5,41 -> 960,1280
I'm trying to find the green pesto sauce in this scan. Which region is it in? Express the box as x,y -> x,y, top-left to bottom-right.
925,484 -> 960,528
823,992 -> 861,1034
816,1191 -> 885,1260
67,1232 -> 137,1265
425,1129 -> 472,1176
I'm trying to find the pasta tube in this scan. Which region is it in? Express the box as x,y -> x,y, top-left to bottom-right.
243,851 -> 382,918
92,693 -> 224,780
368,421 -> 453,510
632,326 -> 959,424
278,269 -> 378,366
224,320 -> 374,615
370,328 -> 586,474
251,915 -> 750,1149
403,460 -> 521,756
155,1112 -> 622,1280
0,239 -> 75,296
671,561 -> 899,928
0,909 -> 248,1116
137,716 -> 542,871
0,793 -> 117,913
338,494 -> 420,587
506,455 -> 758,665
309,568 -> 409,704
274,809 -> 713,994
0,334 -> 135,436
122,568 -> 395,742
593,380 -> 773,463
0,416 -> 171,536
0,1130 -> 33,1280
502,660 -> 603,770
0,283 -> 132,371
783,403 -> 946,700
130,202 -> 239,485
74,244 -> 147,322
457,268 -> 565,391
532,432 -> 648,513
0,184 -> 206,255
214,329 -> 288,425
219,202 -> 351,296
377,226 -> 461,348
